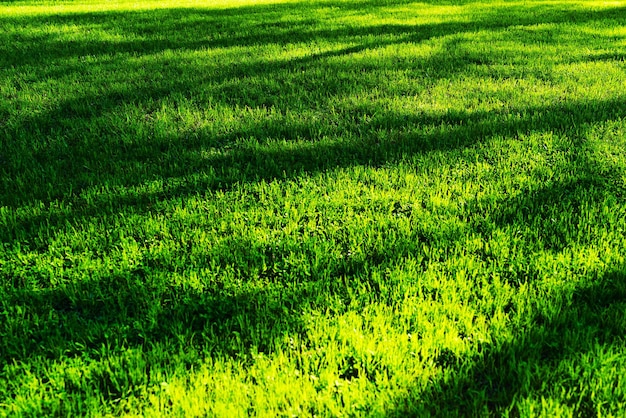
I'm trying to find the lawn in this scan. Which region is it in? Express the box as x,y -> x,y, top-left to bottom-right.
1,0 -> 626,416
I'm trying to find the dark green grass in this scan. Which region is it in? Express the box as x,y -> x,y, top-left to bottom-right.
1,0 -> 626,416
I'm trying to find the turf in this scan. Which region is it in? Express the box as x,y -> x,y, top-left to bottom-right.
1,0 -> 626,416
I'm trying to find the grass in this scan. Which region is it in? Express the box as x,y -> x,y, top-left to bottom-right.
1,0 -> 626,416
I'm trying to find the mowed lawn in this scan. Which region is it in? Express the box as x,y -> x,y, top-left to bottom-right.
1,0 -> 626,416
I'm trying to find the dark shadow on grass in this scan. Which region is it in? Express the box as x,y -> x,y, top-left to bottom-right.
2,97 -> 625,409
0,232 -> 384,404
2,2 -> 625,69
386,124 -> 626,415
2,0 -> 626,211
2,1 -> 626,411
585,52 -> 626,63
392,268 -> 626,416
3,96 -> 626,246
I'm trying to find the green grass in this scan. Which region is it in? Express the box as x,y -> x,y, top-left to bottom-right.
1,0 -> 626,416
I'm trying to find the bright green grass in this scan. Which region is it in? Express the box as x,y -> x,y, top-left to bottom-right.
1,0 -> 626,416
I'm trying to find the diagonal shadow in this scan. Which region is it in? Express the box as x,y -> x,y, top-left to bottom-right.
2,94 -> 625,410
2,2 -> 625,69
3,95 -> 626,245
386,121 -> 626,415
2,2 -> 626,409
394,268 -> 626,416
3,1 -> 625,213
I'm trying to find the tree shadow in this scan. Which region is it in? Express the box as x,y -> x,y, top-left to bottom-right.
1,214 -> 399,404
584,53 -> 626,63
2,2 -> 625,69
394,268 -> 626,416
388,121 -> 626,415
3,1 -> 625,213
4,95 -> 626,247
4,92 -> 625,410
2,0 -> 626,411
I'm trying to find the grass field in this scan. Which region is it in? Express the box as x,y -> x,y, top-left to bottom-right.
1,0 -> 626,416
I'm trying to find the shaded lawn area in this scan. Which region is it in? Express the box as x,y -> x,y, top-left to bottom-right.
1,0 -> 626,416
